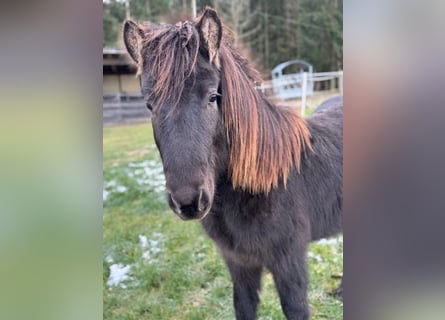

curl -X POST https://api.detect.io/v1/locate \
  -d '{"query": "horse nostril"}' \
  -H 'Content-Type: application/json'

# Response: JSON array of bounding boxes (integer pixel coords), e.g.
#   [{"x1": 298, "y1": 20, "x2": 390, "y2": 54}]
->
[
  {"x1": 197, "y1": 188, "x2": 210, "y2": 212},
  {"x1": 167, "y1": 192, "x2": 181, "y2": 214},
  {"x1": 198, "y1": 189, "x2": 204, "y2": 211}
]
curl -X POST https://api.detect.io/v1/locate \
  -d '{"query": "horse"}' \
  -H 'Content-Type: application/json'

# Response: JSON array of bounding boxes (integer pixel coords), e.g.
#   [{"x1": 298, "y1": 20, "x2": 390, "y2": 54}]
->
[{"x1": 123, "y1": 8, "x2": 342, "y2": 320}]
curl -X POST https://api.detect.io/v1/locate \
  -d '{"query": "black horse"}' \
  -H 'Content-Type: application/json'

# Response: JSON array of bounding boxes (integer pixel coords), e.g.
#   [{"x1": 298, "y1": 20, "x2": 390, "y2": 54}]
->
[{"x1": 123, "y1": 8, "x2": 342, "y2": 320}]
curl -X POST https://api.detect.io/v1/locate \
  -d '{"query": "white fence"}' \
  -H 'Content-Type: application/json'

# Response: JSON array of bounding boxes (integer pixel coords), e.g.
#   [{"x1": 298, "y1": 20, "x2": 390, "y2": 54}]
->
[{"x1": 258, "y1": 70, "x2": 343, "y2": 115}]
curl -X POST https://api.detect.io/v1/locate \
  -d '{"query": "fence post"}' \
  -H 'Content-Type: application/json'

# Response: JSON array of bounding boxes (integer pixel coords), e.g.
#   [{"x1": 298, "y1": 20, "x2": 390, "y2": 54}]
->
[
  {"x1": 301, "y1": 72, "x2": 307, "y2": 116},
  {"x1": 118, "y1": 92, "x2": 123, "y2": 123},
  {"x1": 339, "y1": 70, "x2": 343, "y2": 95},
  {"x1": 192, "y1": 0, "x2": 197, "y2": 17},
  {"x1": 330, "y1": 76, "x2": 336, "y2": 93}
]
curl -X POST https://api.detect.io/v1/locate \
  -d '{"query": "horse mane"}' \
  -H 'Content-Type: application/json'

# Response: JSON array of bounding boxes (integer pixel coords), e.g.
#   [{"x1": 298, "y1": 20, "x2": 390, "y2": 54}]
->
[
  {"x1": 218, "y1": 43, "x2": 312, "y2": 193},
  {"x1": 139, "y1": 20, "x2": 312, "y2": 194}
]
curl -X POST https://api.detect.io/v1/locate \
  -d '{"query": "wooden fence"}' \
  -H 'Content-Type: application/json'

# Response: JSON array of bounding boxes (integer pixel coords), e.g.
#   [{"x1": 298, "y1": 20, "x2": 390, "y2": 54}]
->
[
  {"x1": 103, "y1": 92, "x2": 151, "y2": 125},
  {"x1": 103, "y1": 71, "x2": 343, "y2": 124}
]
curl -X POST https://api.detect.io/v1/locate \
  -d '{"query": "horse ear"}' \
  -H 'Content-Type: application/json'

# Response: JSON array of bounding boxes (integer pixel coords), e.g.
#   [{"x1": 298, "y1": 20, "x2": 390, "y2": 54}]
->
[
  {"x1": 196, "y1": 8, "x2": 222, "y2": 67},
  {"x1": 123, "y1": 20, "x2": 144, "y2": 63}
]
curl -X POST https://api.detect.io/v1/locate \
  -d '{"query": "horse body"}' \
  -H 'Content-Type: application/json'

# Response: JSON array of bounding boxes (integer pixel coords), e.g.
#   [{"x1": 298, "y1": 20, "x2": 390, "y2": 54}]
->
[
  {"x1": 123, "y1": 8, "x2": 342, "y2": 320},
  {"x1": 201, "y1": 100, "x2": 342, "y2": 319},
  {"x1": 204, "y1": 98, "x2": 342, "y2": 250},
  {"x1": 303, "y1": 101, "x2": 343, "y2": 240}
]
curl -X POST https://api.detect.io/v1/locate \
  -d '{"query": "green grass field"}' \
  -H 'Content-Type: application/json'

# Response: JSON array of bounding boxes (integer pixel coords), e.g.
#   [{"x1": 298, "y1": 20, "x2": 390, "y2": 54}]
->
[{"x1": 103, "y1": 122, "x2": 343, "y2": 319}]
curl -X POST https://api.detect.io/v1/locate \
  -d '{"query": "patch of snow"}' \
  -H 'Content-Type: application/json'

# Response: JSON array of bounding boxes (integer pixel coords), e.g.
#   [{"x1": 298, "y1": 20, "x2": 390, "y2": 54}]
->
[
  {"x1": 150, "y1": 247, "x2": 162, "y2": 254},
  {"x1": 106, "y1": 180, "x2": 117, "y2": 188},
  {"x1": 144, "y1": 166, "x2": 163, "y2": 176},
  {"x1": 103, "y1": 189, "x2": 109, "y2": 201},
  {"x1": 115, "y1": 185, "x2": 127, "y2": 193},
  {"x1": 138, "y1": 233, "x2": 165, "y2": 263},
  {"x1": 107, "y1": 264, "x2": 132, "y2": 287},
  {"x1": 104, "y1": 180, "x2": 128, "y2": 199},
  {"x1": 129, "y1": 160, "x2": 159, "y2": 168},
  {"x1": 317, "y1": 236, "x2": 342, "y2": 246},
  {"x1": 308, "y1": 251, "x2": 323, "y2": 262},
  {"x1": 142, "y1": 251, "x2": 151, "y2": 260},
  {"x1": 152, "y1": 232, "x2": 164, "y2": 238},
  {"x1": 125, "y1": 159, "x2": 166, "y2": 195},
  {"x1": 154, "y1": 186, "x2": 165, "y2": 193},
  {"x1": 139, "y1": 235, "x2": 148, "y2": 248}
]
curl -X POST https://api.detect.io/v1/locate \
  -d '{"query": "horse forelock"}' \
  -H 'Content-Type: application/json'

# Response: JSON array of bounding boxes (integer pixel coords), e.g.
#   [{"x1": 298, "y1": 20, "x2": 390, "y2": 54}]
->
[{"x1": 139, "y1": 21, "x2": 200, "y2": 109}]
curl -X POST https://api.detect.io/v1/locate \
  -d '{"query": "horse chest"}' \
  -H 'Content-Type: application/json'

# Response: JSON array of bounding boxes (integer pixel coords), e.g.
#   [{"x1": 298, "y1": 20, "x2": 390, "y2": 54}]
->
[{"x1": 202, "y1": 200, "x2": 279, "y2": 265}]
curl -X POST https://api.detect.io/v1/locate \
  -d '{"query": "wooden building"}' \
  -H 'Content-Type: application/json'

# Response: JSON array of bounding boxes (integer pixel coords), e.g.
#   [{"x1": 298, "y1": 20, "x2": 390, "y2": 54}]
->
[
  {"x1": 103, "y1": 48, "x2": 139, "y2": 94},
  {"x1": 103, "y1": 48, "x2": 150, "y2": 124}
]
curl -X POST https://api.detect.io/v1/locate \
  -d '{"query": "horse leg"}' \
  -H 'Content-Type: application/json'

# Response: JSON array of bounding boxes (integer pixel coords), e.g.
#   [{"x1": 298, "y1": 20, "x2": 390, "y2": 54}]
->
[
  {"x1": 269, "y1": 249, "x2": 309, "y2": 320},
  {"x1": 333, "y1": 276, "x2": 343, "y2": 300},
  {"x1": 224, "y1": 257, "x2": 262, "y2": 320}
]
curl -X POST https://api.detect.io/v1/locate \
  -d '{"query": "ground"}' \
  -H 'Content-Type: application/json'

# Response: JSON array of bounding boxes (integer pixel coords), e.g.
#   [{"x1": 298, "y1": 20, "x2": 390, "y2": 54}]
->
[
  {"x1": 270, "y1": 91, "x2": 341, "y2": 116},
  {"x1": 103, "y1": 107, "x2": 343, "y2": 319}
]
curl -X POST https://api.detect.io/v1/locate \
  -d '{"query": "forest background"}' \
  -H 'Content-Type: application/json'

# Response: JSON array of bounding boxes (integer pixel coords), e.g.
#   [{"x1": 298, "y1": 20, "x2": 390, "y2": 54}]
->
[{"x1": 103, "y1": 0, "x2": 343, "y2": 76}]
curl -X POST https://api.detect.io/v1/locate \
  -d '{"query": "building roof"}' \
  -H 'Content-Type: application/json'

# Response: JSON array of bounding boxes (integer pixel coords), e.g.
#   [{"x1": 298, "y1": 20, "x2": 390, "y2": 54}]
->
[{"x1": 103, "y1": 47, "x2": 136, "y2": 75}]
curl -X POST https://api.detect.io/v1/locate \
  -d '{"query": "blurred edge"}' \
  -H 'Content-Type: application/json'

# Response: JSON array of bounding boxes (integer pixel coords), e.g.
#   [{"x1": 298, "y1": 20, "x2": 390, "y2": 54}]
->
[
  {"x1": 0, "y1": 1, "x2": 103, "y2": 320},
  {"x1": 344, "y1": 0, "x2": 445, "y2": 319},
  {"x1": 1, "y1": 0, "x2": 445, "y2": 319}
]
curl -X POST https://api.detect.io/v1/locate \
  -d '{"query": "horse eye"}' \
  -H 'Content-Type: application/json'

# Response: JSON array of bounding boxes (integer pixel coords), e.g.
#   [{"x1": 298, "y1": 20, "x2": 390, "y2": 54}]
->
[
  {"x1": 209, "y1": 95, "x2": 217, "y2": 103},
  {"x1": 146, "y1": 102, "x2": 152, "y2": 111},
  {"x1": 208, "y1": 93, "x2": 220, "y2": 104}
]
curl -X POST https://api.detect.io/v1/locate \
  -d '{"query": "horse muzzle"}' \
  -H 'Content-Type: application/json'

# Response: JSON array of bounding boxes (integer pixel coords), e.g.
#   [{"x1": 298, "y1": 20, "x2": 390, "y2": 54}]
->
[{"x1": 167, "y1": 186, "x2": 212, "y2": 220}]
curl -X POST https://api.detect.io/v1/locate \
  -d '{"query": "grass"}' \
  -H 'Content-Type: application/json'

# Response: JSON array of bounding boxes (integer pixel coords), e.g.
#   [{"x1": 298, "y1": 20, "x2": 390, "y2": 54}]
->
[{"x1": 103, "y1": 122, "x2": 343, "y2": 319}]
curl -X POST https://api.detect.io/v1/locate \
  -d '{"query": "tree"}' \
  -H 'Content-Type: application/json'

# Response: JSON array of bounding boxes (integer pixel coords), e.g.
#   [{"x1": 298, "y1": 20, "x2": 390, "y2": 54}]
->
[
  {"x1": 103, "y1": 0, "x2": 343, "y2": 73},
  {"x1": 103, "y1": 0, "x2": 126, "y2": 47}
]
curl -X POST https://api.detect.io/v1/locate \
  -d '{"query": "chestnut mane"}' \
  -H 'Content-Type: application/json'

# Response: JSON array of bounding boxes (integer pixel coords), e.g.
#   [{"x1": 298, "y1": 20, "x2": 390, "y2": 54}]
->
[{"x1": 139, "y1": 20, "x2": 312, "y2": 194}]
